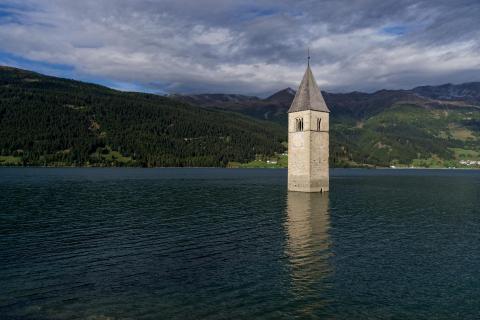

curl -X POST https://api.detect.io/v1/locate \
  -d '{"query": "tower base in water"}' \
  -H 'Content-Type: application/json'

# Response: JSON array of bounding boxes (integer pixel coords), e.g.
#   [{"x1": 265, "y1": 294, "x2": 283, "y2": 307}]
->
[
  {"x1": 287, "y1": 177, "x2": 329, "y2": 193},
  {"x1": 287, "y1": 64, "x2": 330, "y2": 193}
]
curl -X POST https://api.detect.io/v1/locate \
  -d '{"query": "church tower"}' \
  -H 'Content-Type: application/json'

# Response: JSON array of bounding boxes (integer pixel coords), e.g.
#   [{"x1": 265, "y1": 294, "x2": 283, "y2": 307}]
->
[{"x1": 288, "y1": 62, "x2": 330, "y2": 192}]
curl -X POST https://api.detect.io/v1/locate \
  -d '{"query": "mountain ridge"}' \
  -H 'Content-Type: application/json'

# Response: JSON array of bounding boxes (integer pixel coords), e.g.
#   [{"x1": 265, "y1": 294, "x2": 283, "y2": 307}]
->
[
  {"x1": 1, "y1": 65, "x2": 479, "y2": 168},
  {"x1": 171, "y1": 81, "x2": 480, "y2": 123},
  {"x1": 171, "y1": 81, "x2": 480, "y2": 168}
]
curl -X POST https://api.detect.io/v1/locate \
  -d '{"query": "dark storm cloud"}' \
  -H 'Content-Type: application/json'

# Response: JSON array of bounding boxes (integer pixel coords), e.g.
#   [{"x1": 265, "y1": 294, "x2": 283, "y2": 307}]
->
[{"x1": 0, "y1": 0, "x2": 479, "y2": 95}]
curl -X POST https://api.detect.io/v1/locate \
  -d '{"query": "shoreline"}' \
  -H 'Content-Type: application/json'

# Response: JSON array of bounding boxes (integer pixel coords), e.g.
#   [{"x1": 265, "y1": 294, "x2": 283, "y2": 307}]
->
[{"x1": 0, "y1": 165, "x2": 479, "y2": 170}]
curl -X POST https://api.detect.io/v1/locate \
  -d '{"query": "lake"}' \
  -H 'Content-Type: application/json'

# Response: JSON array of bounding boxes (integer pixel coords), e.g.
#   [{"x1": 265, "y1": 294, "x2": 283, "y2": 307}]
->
[{"x1": 1, "y1": 168, "x2": 480, "y2": 319}]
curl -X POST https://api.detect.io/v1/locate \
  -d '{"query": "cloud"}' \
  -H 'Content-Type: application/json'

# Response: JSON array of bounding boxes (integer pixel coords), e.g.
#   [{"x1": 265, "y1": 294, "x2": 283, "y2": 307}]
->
[{"x1": 0, "y1": 0, "x2": 479, "y2": 95}]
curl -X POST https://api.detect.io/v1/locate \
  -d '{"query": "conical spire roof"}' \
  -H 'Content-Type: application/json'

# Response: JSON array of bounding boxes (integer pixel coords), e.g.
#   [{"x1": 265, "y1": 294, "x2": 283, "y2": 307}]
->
[{"x1": 288, "y1": 65, "x2": 330, "y2": 113}]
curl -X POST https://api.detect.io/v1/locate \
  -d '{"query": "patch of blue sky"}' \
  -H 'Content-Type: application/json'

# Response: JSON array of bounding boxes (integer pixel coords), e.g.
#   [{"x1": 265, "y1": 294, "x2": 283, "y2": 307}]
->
[
  {"x1": 0, "y1": 9, "x2": 11, "y2": 18},
  {"x1": 0, "y1": 2, "x2": 27, "y2": 9},
  {"x1": 0, "y1": 51, "x2": 158, "y2": 93},
  {"x1": 83, "y1": 77, "x2": 159, "y2": 94},
  {"x1": 237, "y1": 4, "x2": 279, "y2": 22},
  {"x1": 0, "y1": 2, "x2": 53, "y2": 27},
  {"x1": 382, "y1": 25, "x2": 408, "y2": 36},
  {"x1": 251, "y1": 8, "x2": 277, "y2": 17},
  {"x1": 0, "y1": 6, "x2": 18, "y2": 23},
  {"x1": 0, "y1": 51, "x2": 74, "y2": 77},
  {"x1": 0, "y1": 2, "x2": 27, "y2": 17}
]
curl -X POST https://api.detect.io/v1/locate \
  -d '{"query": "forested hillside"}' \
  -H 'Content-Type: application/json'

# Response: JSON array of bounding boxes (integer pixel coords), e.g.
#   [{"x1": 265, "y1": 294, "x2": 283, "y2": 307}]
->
[
  {"x1": 174, "y1": 86, "x2": 480, "y2": 168},
  {"x1": 1, "y1": 65, "x2": 479, "y2": 168},
  {"x1": 0, "y1": 66, "x2": 286, "y2": 167}
]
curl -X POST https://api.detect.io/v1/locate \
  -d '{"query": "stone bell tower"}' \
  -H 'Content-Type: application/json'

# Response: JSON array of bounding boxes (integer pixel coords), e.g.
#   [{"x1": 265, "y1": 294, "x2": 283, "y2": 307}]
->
[{"x1": 288, "y1": 61, "x2": 330, "y2": 192}]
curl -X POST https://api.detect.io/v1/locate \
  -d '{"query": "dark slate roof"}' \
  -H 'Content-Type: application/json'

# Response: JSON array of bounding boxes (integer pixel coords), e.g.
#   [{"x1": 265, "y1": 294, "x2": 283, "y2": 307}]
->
[{"x1": 288, "y1": 65, "x2": 330, "y2": 113}]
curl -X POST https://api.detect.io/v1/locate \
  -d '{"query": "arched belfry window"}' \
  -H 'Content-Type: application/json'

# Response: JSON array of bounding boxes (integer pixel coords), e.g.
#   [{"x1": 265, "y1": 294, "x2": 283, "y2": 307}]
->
[
  {"x1": 295, "y1": 118, "x2": 304, "y2": 132},
  {"x1": 317, "y1": 118, "x2": 322, "y2": 131}
]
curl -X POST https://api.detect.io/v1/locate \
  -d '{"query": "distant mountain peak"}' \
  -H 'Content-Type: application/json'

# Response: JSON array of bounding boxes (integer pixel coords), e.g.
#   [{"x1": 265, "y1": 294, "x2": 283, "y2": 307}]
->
[
  {"x1": 285, "y1": 87, "x2": 296, "y2": 95},
  {"x1": 269, "y1": 87, "x2": 296, "y2": 96},
  {"x1": 412, "y1": 82, "x2": 480, "y2": 103},
  {"x1": 264, "y1": 88, "x2": 297, "y2": 106}
]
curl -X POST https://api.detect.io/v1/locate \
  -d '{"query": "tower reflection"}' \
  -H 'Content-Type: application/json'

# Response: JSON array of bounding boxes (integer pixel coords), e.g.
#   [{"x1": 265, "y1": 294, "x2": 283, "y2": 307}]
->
[{"x1": 285, "y1": 191, "x2": 332, "y2": 315}]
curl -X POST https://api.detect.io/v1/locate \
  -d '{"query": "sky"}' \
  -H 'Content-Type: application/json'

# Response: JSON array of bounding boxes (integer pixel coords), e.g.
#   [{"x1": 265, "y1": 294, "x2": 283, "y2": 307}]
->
[{"x1": 0, "y1": 0, "x2": 479, "y2": 96}]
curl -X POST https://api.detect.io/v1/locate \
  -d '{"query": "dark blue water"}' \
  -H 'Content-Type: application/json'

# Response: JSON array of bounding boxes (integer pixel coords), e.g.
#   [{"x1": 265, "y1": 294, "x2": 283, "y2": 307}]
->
[{"x1": 1, "y1": 168, "x2": 479, "y2": 319}]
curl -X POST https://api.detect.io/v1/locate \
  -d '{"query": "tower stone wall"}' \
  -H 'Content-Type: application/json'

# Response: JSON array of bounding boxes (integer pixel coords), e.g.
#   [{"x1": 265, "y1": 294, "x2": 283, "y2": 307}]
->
[{"x1": 288, "y1": 110, "x2": 329, "y2": 192}]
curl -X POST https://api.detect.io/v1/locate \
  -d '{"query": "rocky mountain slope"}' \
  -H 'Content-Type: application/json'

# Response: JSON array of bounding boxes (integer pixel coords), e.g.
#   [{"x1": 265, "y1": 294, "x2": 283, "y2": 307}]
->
[{"x1": 412, "y1": 82, "x2": 480, "y2": 105}]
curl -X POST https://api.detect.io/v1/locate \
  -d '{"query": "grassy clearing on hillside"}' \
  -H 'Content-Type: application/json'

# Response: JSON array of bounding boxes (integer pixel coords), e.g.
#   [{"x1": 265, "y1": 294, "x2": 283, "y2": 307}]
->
[
  {"x1": 450, "y1": 148, "x2": 480, "y2": 160},
  {"x1": 412, "y1": 156, "x2": 480, "y2": 168},
  {"x1": 90, "y1": 147, "x2": 136, "y2": 165},
  {"x1": 0, "y1": 155, "x2": 21, "y2": 165},
  {"x1": 449, "y1": 126, "x2": 476, "y2": 141},
  {"x1": 411, "y1": 158, "x2": 450, "y2": 168},
  {"x1": 230, "y1": 154, "x2": 288, "y2": 168}
]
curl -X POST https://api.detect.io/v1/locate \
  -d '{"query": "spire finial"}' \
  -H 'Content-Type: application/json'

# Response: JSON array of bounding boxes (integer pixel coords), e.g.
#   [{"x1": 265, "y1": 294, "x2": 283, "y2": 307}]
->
[{"x1": 307, "y1": 47, "x2": 310, "y2": 67}]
